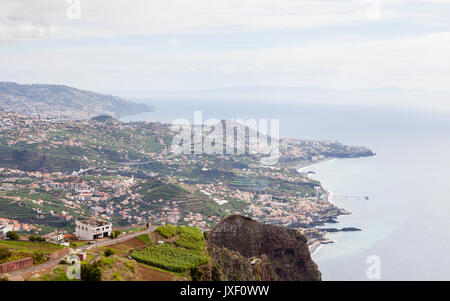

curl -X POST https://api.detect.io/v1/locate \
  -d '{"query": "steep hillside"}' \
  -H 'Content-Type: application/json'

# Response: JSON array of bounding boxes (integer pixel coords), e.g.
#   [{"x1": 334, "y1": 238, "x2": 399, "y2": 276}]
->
[{"x1": 0, "y1": 82, "x2": 153, "y2": 119}]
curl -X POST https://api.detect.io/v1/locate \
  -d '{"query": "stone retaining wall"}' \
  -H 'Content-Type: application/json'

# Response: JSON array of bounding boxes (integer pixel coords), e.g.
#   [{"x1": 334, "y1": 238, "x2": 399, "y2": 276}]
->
[
  {"x1": 0, "y1": 257, "x2": 33, "y2": 274},
  {"x1": 47, "y1": 247, "x2": 70, "y2": 261}
]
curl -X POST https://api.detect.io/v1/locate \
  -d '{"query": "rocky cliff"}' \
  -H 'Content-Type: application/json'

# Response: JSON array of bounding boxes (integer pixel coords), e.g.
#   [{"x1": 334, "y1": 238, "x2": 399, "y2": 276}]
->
[{"x1": 206, "y1": 215, "x2": 321, "y2": 281}]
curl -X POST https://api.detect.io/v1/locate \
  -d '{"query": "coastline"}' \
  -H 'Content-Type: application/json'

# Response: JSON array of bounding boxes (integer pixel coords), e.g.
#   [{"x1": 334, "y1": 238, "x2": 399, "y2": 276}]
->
[
  {"x1": 309, "y1": 241, "x2": 323, "y2": 255},
  {"x1": 308, "y1": 237, "x2": 336, "y2": 255},
  {"x1": 294, "y1": 157, "x2": 344, "y2": 256},
  {"x1": 295, "y1": 157, "x2": 338, "y2": 171},
  {"x1": 296, "y1": 152, "x2": 376, "y2": 259}
]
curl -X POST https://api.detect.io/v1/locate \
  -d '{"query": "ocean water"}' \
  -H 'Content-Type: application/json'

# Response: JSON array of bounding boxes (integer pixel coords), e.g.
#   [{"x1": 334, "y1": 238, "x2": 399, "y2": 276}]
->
[
  {"x1": 124, "y1": 99, "x2": 450, "y2": 280},
  {"x1": 306, "y1": 132, "x2": 450, "y2": 280}
]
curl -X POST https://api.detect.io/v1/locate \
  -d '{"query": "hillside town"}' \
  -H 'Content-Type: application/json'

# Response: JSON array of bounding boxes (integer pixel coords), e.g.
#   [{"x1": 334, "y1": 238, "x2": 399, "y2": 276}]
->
[{"x1": 0, "y1": 111, "x2": 373, "y2": 237}]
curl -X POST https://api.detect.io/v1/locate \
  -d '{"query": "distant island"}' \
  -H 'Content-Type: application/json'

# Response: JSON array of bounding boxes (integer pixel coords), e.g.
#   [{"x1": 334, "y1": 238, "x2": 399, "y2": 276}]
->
[{"x1": 0, "y1": 82, "x2": 154, "y2": 120}]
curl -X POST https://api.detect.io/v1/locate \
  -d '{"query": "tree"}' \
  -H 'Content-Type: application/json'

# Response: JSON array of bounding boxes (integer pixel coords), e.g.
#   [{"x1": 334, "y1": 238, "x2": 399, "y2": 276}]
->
[
  {"x1": 6, "y1": 231, "x2": 19, "y2": 240},
  {"x1": 110, "y1": 230, "x2": 121, "y2": 239},
  {"x1": 81, "y1": 263, "x2": 102, "y2": 281},
  {"x1": 32, "y1": 252, "x2": 47, "y2": 265}
]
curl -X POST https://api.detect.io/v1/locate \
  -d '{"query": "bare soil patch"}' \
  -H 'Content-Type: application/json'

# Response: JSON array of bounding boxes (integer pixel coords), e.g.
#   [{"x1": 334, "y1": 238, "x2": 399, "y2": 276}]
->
[{"x1": 136, "y1": 264, "x2": 178, "y2": 281}]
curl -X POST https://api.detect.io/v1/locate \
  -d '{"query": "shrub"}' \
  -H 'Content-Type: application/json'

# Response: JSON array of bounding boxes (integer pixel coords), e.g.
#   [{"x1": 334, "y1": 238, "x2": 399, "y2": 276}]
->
[
  {"x1": 32, "y1": 252, "x2": 47, "y2": 265},
  {"x1": 112, "y1": 272, "x2": 122, "y2": 281},
  {"x1": 81, "y1": 263, "x2": 102, "y2": 281},
  {"x1": 104, "y1": 248, "x2": 115, "y2": 257},
  {"x1": 125, "y1": 261, "x2": 136, "y2": 272},
  {"x1": 52, "y1": 267, "x2": 70, "y2": 281},
  {"x1": 190, "y1": 267, "x2": 203, "y2": 281},
  {"x1": 0, "y1": 247, "x2": 11, "y2": 261}
]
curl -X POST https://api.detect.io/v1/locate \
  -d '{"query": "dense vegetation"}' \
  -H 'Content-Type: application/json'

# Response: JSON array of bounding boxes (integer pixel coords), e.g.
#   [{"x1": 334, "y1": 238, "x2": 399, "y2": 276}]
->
[
  {"x1": 155, "y1": 224, "x2": 178, "y2": 238},
  {"x1": 0, "y1": 240, "x2": 63, "y2": 265},
  {"x1": 131, "y1": 225, "x2": 208, "y2": 273},
  {"x1": 174, "y1": 226, "x2": 205, "y2": 251},
  {"x1": 81, "y1": 263, "x2": 102, "y2": 281}
]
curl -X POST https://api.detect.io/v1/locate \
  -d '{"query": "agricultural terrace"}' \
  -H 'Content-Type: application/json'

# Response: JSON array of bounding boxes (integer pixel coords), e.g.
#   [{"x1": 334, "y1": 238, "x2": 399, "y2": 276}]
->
[
  {"x1": 132, "y1": 225, "x2": 208, "y2": 273},
  {"x1": 0, "y1": 240, "x2": 64, "y2": 265}
]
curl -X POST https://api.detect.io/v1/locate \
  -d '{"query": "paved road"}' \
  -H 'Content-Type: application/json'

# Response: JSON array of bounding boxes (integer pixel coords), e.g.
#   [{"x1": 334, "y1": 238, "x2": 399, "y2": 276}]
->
[
  {"x1": 1, "y1": 227, "x2": 157, "y2": 279},
  {"x1": 81, "y1": 226, "x2": 156, "y2": 251},
  {"x1": 2, "y1": 257, "x2": 64, "y2": 279}
]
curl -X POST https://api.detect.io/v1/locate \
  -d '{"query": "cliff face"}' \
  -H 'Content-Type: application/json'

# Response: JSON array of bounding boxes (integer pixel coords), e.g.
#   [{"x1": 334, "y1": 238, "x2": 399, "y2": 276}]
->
[
  {"x1": 199, "y1": 245, "x2": 277, "y2": 281},
  {"x1": 207, "y1": 215, "x2": 321, "y2": 281}
]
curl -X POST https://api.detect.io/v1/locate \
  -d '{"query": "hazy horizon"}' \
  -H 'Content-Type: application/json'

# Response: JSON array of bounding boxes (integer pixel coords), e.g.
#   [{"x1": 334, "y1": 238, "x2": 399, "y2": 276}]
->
[{"x1": 1, "y1": 0, "x2": 450, "y2": 111}]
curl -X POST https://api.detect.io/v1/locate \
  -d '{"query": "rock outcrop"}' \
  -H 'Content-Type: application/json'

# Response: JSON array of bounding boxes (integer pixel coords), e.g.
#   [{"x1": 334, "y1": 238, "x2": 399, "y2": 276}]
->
[
  {"x1": 200, "y1": 244, "x2": 277, "y2": 281},
  {"x1": 207, "y1": 215, "x2": 321, "y2": 281}
]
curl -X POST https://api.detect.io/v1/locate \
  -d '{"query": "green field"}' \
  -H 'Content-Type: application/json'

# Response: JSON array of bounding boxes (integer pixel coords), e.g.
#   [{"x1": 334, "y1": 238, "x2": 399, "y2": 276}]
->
[
  {"x1": 135, "y1": 234, "x2": 152, "y2": 245},
  {"x1": 174, "y1": 227, "x2": 205, "y2": 251},
  {"x1": 155, "y1": 224, "x2": 178, "y2": 238},
  {"x1": 0, "y1": 240, "x2": 64, "y2": 252}
]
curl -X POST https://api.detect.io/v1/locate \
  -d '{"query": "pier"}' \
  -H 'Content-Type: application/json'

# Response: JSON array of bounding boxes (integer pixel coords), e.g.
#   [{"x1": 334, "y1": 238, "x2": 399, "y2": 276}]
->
[{"x1": 328, "y1": 195, "x2": 369, "y2": 201}]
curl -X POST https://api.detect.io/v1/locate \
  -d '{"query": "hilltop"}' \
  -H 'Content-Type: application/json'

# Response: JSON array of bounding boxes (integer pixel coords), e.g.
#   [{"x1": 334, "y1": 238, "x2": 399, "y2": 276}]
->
[{"x1": 0, "y1": 82, "x2": 154, "y2": 120}]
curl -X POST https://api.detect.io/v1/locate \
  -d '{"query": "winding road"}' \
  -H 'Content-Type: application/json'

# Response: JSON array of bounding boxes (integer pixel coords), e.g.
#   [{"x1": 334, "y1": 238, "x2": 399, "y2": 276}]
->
[{"x1": 1, "y1": 227, "x2": 156, "y2": 280}]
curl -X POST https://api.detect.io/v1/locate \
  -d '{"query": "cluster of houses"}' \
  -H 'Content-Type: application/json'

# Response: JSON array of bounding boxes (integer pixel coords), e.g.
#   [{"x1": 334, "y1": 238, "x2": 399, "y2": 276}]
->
[
  {"x1": 0, "y1": 218, "x2": 38, "y2": 239},
  {"x1": 0, "y1": 215, "x2": 113, "y2": 243}
]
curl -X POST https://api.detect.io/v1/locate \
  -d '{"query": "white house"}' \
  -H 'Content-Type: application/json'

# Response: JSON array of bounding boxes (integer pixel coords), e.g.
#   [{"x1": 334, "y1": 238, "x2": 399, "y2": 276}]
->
[
  {"x1": 75, "y1": 217, "x2": 112, "y2": 240},
  {"x1": 0, "y1": 224, "x2": 13, "y2": 238}
]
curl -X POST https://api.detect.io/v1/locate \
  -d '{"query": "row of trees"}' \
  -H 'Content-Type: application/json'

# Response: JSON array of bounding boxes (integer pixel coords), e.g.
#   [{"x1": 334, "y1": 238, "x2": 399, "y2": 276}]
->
[
  {"x1": 5, "y1": 231, "x2": 19, "y2": 240},
  {"x1": 3, "y1": 231, "x2": 45, "y2": 242}
]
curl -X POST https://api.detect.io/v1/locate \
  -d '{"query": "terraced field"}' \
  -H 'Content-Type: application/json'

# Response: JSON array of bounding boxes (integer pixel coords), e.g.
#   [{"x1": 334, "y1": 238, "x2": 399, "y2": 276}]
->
[
  {"x1": 131, "y1": 225, "x2": 209, "y2": 273},
  {"x1": 0, "y1": 240, "x2": 64, "y2": 253},
  {"x1": 0, "y1": 240, "x2": 64, "y2": 265}
]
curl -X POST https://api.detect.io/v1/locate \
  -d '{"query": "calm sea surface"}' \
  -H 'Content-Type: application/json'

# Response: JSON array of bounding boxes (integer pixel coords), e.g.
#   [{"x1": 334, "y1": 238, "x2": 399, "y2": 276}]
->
[{"x1": 123, "y1": 99, "x2": 450, "y2": 280}]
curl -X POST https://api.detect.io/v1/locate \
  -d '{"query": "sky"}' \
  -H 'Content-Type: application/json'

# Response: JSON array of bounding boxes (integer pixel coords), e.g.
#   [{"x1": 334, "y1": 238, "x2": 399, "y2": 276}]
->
[{"x1": 1, "y1": 0, "x2": 450, "y2": 109}]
